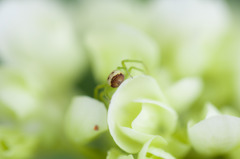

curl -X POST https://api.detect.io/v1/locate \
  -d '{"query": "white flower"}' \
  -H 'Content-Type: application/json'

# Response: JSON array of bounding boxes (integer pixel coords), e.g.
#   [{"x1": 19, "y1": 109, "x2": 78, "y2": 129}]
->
[
  {"x1": 188, "y1": 103, "x2": 240, "y2": 156},
  {"x1": 65, "y1": 96, "x2": 108, "y2": 144},
  {"x1": 108, "y1": 75, "x2": 177, "y2": 153}
]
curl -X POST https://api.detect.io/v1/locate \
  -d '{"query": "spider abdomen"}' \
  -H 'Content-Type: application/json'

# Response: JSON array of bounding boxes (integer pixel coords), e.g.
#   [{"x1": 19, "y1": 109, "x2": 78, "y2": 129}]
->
[{"x1": 107, "y1": 70, "x2": 124, "y2": 88}]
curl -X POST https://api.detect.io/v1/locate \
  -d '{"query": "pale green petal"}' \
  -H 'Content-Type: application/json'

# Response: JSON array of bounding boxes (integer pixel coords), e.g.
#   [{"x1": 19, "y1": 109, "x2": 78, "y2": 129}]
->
[
  {"x1": 166, "y1": 77, "x2": 203, "y2": 112},
  {"x1": 188, "y1": 115, "x2": 240, "y2": 156},
  {"x1": 138, "y1": 137, "x2": 175, "y2": 159},
  {"x1": 147, "y1": 148, "x2": 175, "y2": 159},
  {"x1": 107, "y1": 148, "x2": 134, "y2": 159},
  {"x1": 65, "y1": 96, "x2": 107, "y2": 144},
  {"x1": 132, "y1": 99, "x2": 177, "y2": 136},
  {"x1": 108, "y1": 75, "x2": 176, "y2": 153},
  {"x1": 118, "y1": 126, "x2": 167, "y2": 153},
  {"x1": 204, "y1": 103, "x2": 221, "y2": 119},
  {"x1": 163, "y1": 137, "x2": 190, "y2": 159}
]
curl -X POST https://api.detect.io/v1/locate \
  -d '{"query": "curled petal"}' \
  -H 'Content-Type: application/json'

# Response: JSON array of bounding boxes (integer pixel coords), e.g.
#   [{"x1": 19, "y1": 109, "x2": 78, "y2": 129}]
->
[
  {"x1": 132, "y1": 99, "x2": 177, "y2": 136},
  {"x1": 138, "y1": 137, "x2": 175, "y2": 159},
  {"x1": 118, "y1": 126, "x2": 167, "y2": 153},
  {"x1": 108, "y1": 75, "x2": 177, "y2": 153},
  {"x1": 107, "y1": 148, "x2": 134, "y2": 159}
]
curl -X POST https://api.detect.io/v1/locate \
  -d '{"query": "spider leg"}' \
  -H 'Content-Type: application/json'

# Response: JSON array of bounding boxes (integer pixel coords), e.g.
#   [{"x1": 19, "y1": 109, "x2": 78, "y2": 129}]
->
[
  {"x1": 128, "y1": 66, "x2": 146, "y2": 74},
  {"x1": 104, "y1": 85, "x2": 111, "y2": 101},
  {"x1": 116, "y1": 66, "x2": 125, "y2": 70},
  {"x1": 121, "y1": 60, "x2": 131, "y2": 77},
  {"x1": 121, "y1": 59, "x2": 148, "y2": 74},
  {"x1": 117, "y1": 66, "x2": 131, "y2": 78},
  {"x1": 99, "y1": 91, "x2": 109, "y2": 106},
  {"x1": 94, "y1": 84, "x2": 112, "y2": 106},
  {"x1": 94, "y1": 84, "x2": 107, "y2": 100}
]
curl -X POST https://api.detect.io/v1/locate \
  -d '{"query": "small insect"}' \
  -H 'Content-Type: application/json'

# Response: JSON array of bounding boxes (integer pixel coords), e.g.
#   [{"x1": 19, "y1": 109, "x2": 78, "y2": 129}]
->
[
  {"x1": 94, "y1": 125, "x2": 99, "y2": 131},
  {"x1": 94, "y1": 59, "x2": 148, "y2": 105}
]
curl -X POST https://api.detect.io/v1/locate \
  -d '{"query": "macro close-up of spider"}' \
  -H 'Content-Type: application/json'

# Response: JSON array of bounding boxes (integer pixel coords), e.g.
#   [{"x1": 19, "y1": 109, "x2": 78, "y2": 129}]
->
[
  {"x1": 94, "y1": 59, "x2": 148, "y2": 105},
  {"x1": 1, "y1": 0, "x2": 240, "y2": 158}
]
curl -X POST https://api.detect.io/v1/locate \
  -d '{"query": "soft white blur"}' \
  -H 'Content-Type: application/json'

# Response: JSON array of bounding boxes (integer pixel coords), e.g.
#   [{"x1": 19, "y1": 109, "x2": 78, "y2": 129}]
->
[{"x1": 0, "y1": 0, "x2": 86, "y2": 91}]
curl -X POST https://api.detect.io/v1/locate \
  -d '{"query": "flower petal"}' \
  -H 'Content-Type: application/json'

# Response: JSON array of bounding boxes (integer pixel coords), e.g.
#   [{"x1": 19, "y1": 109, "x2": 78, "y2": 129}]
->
[
  {"x1": 138, "y1": 137, "x2": 175, "y2": 159},
  {"x1": 65, "y1": 96, "x2": 107, "y2": 144},
  {"x1": 132, "y1": 99, "x2": 177, "y2": 136},
  {"x1": 118, "y1": 126, "x2": 167, "y2": 153},
  {"x1": 108, "y1": 75, "x2": 173, "y2": 153},
  {"x1": 188, "y1": 114, "x2": 240, "y2": 156},
  {"x1": 107, "y1": 148, "x2": 134, "y2": 159},
  {"x1": 166, "y1": 77, "x2": 203, "y2": 112},
  {"x1": 204, "y1": 103, "x2": 221, "y2": 119}
]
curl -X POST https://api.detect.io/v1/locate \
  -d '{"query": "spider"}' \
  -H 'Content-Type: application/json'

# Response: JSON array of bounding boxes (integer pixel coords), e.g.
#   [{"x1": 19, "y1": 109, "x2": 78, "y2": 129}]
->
[{"x1": 94, "y1": 59, "x2": 148, "y2": 106}]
